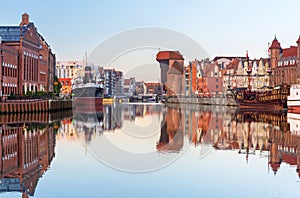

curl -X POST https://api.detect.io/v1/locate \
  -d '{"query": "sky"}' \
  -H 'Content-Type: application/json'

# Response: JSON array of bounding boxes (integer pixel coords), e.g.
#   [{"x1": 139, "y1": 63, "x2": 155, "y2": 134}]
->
[{"x1": 1, "y1": 0, "x2": 300, "y2": 80}]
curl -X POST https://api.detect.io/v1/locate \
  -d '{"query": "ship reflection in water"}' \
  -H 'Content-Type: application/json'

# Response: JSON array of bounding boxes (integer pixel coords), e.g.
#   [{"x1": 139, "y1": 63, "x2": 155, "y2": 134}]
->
[
  {"x1": 2, "y1": 104, "x2": 300, "y2": 197},
  {"x1": 69, "y1": 103, "x2": 300, "y2": 177}
]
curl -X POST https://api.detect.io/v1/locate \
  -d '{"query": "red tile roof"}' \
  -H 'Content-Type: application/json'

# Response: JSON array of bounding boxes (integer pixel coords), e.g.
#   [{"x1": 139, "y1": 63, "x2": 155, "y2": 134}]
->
[
  {"x1": 270, "y1": 37, "x2": 281, "y2": 49},
  {"x1": 226, "y1": 58, "x2": 239, "y2": 70},
  {"x1": 281, "y1": 46, "x2": 297, "y2": 58},
  {"x1": 282, "y1": 153, "x2": 297, "y2": 166},
  {"x1": 156, "y1": 51, "x2": 184, "y2": 61}
]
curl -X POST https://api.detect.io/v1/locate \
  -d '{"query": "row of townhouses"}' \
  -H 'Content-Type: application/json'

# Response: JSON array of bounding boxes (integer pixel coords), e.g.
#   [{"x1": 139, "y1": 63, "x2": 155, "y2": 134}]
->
[{"x1": 156, "y1": 35, "x2": 300, "y2": 97}]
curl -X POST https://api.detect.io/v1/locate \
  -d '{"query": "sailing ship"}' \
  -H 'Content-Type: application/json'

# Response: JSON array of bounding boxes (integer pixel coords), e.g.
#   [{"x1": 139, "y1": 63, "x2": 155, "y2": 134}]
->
[
  {"x1": 72, "y1": 65, "x2": 104, "y2": 112},
  {"x1": 232, "y1": 83, "x2": 290, "y2": 110}
]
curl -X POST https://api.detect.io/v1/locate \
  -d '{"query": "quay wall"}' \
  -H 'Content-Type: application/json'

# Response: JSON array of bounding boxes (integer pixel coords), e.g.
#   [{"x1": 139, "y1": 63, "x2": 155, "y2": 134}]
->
[
  {"x1": 0, "y1": 100, "x2": 73, "y2": 114},
  {"x1": 167, "y1": 97, "x2": 237, "y2": 106},
  {"x1": 0, "y1": 110, "x2": 73, "y2": 123}
]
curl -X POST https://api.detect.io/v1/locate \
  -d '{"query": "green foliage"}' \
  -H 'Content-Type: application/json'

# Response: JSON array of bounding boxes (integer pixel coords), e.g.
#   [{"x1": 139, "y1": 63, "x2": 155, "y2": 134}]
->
[{"x1": 53, "y1": 76, "x2": 62, "y2": 95}]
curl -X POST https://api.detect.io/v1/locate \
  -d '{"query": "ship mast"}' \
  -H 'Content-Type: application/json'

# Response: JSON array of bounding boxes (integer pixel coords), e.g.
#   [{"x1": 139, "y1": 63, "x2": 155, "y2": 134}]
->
[{"x1": 246, "y1": 51, "x2": 252, "y2": 91}]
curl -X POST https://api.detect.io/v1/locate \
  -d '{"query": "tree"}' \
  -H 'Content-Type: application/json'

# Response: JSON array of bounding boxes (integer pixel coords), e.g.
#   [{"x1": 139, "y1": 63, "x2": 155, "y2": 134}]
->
[{"x1": 53, "y1": 76, "x2": 62, "y2": 95}]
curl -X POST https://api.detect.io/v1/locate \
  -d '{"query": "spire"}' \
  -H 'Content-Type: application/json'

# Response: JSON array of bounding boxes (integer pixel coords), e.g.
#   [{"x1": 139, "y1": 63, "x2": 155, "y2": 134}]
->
[
  {"x1": 296, "y1": 35, "x2": 300, "y2": 44},
  {"x1": 269, "y1": 36, "x2": 281, "y2": 49}
]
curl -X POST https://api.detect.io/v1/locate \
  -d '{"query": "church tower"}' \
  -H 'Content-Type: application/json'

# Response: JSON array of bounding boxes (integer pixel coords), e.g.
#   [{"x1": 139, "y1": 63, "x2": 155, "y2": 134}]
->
[{"x1": 269, "y1": 36, "x2": 281, "y2": 69}]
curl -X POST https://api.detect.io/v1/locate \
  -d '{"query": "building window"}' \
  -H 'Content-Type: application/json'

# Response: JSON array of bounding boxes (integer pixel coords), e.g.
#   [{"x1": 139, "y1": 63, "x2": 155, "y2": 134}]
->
[
  {"x1": 216, "y1": 78, "x2": 219, "y2": 82},
  {"x1": 216, "y1": 85, "x2": 219, "y2": 88}
]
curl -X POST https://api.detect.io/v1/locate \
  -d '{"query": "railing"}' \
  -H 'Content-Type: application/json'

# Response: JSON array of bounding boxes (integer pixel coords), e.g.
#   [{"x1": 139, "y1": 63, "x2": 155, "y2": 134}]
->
[{"x1": 0, "y1": 94, "x2": 56, "y2": 103}]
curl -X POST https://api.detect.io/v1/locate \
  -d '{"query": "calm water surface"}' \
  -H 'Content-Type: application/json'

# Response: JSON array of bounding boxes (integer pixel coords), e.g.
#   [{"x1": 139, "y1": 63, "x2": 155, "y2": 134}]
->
[{"x1": 1, "y1": 103, "x2": 300, "y2": 198}]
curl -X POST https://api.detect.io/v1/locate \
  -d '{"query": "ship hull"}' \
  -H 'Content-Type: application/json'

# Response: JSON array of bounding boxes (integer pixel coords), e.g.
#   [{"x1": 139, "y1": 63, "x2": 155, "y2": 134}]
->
[
  {"x1": 287, "y1": 102, "x2": 300, "y2": 113},
  {"x1": 234, "y1": 84, "x2": 289, "y2": 111},
  {"x1": 72, "y1": 85, "x2": 104, "y2": 112},
  {"x1": 287, "y1": 84, "x2": 300, "y2": 113},
  {"x1": 237, "y1": 101, "x2": 287, "y2": 111},
  {"x1": 237, "y1": 101, "x2": 285, "y2": 111},
  {"x1": 72, "y1": 86, "x2": 103, "y2": 98},
  {"x1": 73, "y1": 97, "x2": 103, "y2": 112}
]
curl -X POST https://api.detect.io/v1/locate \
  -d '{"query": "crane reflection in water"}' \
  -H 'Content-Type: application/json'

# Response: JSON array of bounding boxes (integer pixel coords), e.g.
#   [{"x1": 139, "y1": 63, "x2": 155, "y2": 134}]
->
[{"x1": 69, "y1": 103, "x2": 300, "y2": 177}]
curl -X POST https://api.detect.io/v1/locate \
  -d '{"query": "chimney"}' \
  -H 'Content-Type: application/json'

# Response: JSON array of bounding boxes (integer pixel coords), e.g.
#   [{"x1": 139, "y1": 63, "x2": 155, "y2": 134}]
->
[{"x1": 20, "y1": 13, "x2": 29, "y2": 26}]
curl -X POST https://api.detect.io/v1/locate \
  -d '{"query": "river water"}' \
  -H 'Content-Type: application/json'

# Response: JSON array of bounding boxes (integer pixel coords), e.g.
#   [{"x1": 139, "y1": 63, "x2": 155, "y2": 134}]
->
[{"x1": 1, "y1": 103, "x2": 300, "y2": 198}]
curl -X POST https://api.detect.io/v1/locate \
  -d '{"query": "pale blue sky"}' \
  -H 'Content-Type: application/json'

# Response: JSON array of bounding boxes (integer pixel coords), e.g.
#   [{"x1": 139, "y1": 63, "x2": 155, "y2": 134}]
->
[{"x1": 1, "y1": 0, "x2": 300, "y2": 79}]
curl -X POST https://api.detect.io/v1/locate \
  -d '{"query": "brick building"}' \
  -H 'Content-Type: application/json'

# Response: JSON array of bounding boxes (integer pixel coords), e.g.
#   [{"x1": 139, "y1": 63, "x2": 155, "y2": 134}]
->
[
  {"x1": 0, "y1": 13, "x2": 55, "y2": 96},
  {"x1": 0, "y1": 44, "x2": 18, "y2": 96},
  {"x1": 0, "y1": 121, "x2": 56, "y2": 197},
  {"x1": 38, "y1": 34, "x2": 56, "y2": 92},
  {"x1": 156, "y1": 51, "x2": 184, "y2": 96},
  {"x1": 201, "y1": 61, "x2": 223, "y2": 96},
  {"x1": 269, "y1": 36, "x2": 300, "y2": 86}
]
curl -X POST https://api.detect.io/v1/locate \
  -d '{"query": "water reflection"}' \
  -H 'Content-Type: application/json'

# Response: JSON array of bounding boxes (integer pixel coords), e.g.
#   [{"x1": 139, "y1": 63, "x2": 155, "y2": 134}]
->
[
  {"x1": 68, "y1": 103, "x2": 300, "y2": 176},
  {"x1": 3, "y1": 104, "x2": 300, "y2": 196},
  {"x1": 0, "y1": 112, "x2": 71, "y2": 198}
]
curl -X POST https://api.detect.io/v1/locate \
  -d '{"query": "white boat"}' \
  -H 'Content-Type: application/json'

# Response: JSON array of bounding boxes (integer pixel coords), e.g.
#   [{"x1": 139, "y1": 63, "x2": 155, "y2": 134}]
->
[
  {"x1": 287, "y1": 84, "x2": 300, "y2": 113},
  {"x1": 287, "y1": 112, "x2": 300, "y2": 136}
]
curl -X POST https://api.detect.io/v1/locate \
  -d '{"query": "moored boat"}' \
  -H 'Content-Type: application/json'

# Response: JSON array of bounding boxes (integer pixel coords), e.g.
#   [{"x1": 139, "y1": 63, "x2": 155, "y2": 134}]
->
[
  {"x1": 287, "y1": 84, "x2": 300, "y2": 113},
  {"x1": 72, "y1": 66, "x2": 104, "y2": 112},
  {"x1": 230, "y1": 83, "x2": 290, "y2": 110}
]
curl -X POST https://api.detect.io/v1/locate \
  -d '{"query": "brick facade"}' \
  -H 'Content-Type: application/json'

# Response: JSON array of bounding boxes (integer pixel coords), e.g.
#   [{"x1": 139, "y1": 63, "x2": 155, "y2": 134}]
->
[
  {"x1": 0, "y1": 13, "x2": 55, "y2": 96},
  {"x1": 156, "y1": 51, "x2": 184, "y2": 96},
  {"x1": 0, "y1": 44, "x2": 18, "y2": 96},
  {"x1": 269, "y1": 36, "x2": 300, "y2": 86}
]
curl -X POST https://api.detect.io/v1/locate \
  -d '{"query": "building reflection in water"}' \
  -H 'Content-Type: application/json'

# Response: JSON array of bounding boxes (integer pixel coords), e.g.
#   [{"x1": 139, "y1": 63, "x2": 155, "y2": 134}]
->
[
  {"x1": 0, "y1": 112, "x2": 71, "y2": 198},
  {"x1": 71, "y1": 104, "x2": 163, "y2": 144},
  {"x1": 68, "y1": 103, "x2": 300, "y2": 177},
  {"x1": 159, "y1": 104, "x2": 300, "y2": 177}
]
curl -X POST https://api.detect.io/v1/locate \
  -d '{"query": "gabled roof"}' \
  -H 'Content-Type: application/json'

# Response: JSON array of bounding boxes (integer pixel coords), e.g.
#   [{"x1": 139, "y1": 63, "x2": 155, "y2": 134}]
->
[
  {"x1": 281, "y1": 46, "x2": 297, "y2": 58},
  {"x1": 226, "y1": 58, "x2": 239, "y2": 70}
]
